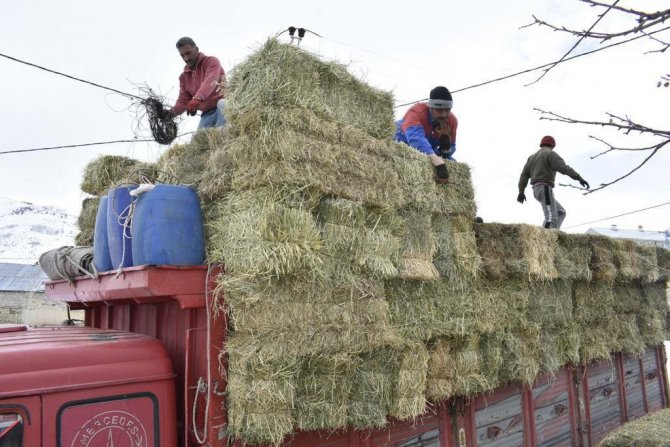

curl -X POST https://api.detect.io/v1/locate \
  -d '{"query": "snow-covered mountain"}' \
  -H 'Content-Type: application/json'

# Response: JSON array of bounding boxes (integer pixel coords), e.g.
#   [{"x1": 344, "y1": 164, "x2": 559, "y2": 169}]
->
[{"x1": 0, "y1": 197, "x2": 77, "y2": 264}]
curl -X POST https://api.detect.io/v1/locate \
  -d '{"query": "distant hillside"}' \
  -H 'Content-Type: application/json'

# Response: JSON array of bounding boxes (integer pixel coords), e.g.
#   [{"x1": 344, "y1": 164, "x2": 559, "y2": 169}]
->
[{"x1": 0, "y1": 197, "x2": 77, "y2": 264}]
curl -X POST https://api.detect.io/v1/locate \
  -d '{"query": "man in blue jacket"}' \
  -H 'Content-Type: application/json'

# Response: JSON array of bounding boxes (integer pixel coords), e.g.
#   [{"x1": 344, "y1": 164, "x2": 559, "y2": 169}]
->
[{"x1": 395, "y1": 86, "x2": 458, "y2": 184}]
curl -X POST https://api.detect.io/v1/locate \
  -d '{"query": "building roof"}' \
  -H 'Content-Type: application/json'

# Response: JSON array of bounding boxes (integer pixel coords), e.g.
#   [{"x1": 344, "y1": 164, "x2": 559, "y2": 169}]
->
[
  {"x1": 0, "y1": 263, "x2": 47, "y2": 292},
  {"x1": 586, "y1": 226, "x2": 670, "y2": 249}
]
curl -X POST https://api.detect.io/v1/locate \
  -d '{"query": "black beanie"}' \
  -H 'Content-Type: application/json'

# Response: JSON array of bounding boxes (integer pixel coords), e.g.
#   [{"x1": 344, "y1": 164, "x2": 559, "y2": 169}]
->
[{"x1": 428, "y1": 86, "x2": 453, "y2": 109}]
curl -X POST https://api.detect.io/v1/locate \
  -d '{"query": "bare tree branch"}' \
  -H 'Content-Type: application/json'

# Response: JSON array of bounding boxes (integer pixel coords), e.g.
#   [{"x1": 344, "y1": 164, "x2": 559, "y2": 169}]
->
[
  {"x1": 525, "y1": 1, "x2": 670, "y2": 50},
  {"x1": 587, "y1": 136, "x2": 664, "y2": 159},
  {"x1": 587, "y1": 146, "x2": 662, "y2": 193},
  {"x1": 526, "y1": 0, "x2": 620, "y2": 85},
  {"x1": 534, "y1": 108, "x2": 670, "y2": 193}
]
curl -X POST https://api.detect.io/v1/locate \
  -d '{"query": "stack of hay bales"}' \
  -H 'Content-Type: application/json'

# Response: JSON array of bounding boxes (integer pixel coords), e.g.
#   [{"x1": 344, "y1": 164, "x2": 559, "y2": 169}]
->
[
  {"x1": 98, "y1": 39, "x2": 668, "y2": 445},
  {"x1": 75, "y1": 155, "x2": 157, "y2": 246},
  {"x1": 197, "y1": 39, "x2": 460, "y2": 444},
  {"x1": 473, "y1": 225, "x2": 667, "y2": 385}
]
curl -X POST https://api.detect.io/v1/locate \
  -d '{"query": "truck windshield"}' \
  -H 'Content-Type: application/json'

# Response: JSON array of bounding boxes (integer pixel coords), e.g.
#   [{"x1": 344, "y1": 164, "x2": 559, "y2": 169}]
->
[{"x1": 0, "y1": 413, "x2": 23, "y2": 447}]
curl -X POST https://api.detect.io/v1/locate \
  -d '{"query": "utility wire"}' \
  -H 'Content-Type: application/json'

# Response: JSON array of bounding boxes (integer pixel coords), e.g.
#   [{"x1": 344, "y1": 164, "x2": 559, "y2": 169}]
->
[
  {"x1": 0, "y1": 132, "x2": 195, "y2": 156},
  {"x1": 0, "y1": 139, "x2": 152, "y2": 155},
  {"x1": 563, "y1": 201, "x2": 670, "y2": 229},
  {"x1": 394, "y1": 24, "x2": 670, "y2": 108},
  {"x1": 0, "y1": 52, "x2": 142, "y2": 100},
  {"x1": 320, "y1": 36, "x2": 447, "y2": 79}
]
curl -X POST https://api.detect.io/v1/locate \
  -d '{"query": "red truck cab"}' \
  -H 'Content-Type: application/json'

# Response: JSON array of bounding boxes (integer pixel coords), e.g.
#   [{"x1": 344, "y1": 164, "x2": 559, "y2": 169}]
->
[{"x1": 0, "y1": 324, "x2": 177, "y2": 447}]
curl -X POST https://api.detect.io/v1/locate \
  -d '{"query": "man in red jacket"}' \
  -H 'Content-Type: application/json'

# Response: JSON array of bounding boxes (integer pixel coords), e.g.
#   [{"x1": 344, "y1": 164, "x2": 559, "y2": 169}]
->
[{"x1": 170, "y1": 37, "x2": 227, "y2": 128}]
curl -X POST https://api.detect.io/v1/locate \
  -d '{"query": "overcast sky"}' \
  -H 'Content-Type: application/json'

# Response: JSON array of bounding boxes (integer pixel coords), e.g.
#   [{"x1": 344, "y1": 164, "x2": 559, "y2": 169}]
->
[{"x1": 1, "y1": 0, "x2": 668, "y2": 234}]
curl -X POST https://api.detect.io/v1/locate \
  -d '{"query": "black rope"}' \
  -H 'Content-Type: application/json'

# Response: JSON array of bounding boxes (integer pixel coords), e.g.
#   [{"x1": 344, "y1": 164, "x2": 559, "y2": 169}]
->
[{"x1": 0, "y1": 52, "x2": 142, "y2": 100}]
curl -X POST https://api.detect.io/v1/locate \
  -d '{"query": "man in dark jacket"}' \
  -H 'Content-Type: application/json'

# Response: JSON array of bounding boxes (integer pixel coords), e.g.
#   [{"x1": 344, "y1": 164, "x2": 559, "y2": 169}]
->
[
  {"x1": 517, "y1": 135, "x2": 590, "y2": 229},
  {"x1": 170, "y1": 37, "x2": 227, "y2": 128}
]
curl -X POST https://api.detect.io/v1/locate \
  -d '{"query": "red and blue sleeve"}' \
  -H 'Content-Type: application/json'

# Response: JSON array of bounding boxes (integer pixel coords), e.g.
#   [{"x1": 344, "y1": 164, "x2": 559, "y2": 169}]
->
[{"x1": 401, "y1": 108, "x2": 435, "y2": 155}]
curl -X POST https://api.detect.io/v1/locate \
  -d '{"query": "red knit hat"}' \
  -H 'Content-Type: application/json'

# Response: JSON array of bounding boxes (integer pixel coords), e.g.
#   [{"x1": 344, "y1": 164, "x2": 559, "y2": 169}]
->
[{"x1": 540, "y1": 135, "x2": 556, "y2": 148}]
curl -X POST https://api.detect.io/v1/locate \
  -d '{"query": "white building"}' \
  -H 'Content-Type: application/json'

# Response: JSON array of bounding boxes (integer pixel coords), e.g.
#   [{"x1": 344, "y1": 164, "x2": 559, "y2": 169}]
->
[{"x1": 587, "y1": 225, "x2": 670, "y2": 249}]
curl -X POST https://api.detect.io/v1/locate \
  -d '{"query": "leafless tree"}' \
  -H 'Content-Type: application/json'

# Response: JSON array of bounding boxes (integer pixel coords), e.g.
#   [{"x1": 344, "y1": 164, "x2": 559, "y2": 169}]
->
[
  {"x1": 524, "y1": 0, "x2": 670, "y2": 192},
  {"x1": 535, "y1": 108, "x2": 670, "y2": 193}
]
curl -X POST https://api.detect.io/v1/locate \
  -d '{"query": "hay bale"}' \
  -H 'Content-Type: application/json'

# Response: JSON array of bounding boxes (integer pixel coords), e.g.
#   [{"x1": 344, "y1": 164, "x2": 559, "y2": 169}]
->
[
  {"x1": 476, "y1": 223, "x2": 558, "y2": 280},
  {"x1": 74, "y1": 229, "x2": 94, "y2": 247},
  {"x1": 496, "y1": 327, "x2": 542, "y2": 386},
  {"x1": 226, "y1": 39, "x2": 395, "y2": 140},
  {"x1": 426, "y1": 336, "x2": 498, "y2": 400},
  {"x1": 555, "y1": 233, "x2": 592, "y2": 281},
  {"x1": 234, "y1": 105, "x2": 397, "y2": 159},
  {"x1": 393, "y1": 146, "x2": 477, "y2": 216},
  {"x1": 346, "y1": 345, "x2": 428, "y2": 428},
  {"x1": 540, "y1": 323, "x2": 581, "y2": 371},
  {"x1": 553, "y1": 322, "x2": 581, "y2": 366},
  {"x1": 227, "y1": 132, "x2": 404, "y2": 210},
  {"x1": 637, "y1": 282, "x2": 670, "y2": 345},
  {"x1": 633, "y1": 243, "x2": 659, "y2": 283},
  {"x1": 528, "y1": 280, "x2": 573, "y2": 327},
  {"x1": 609, "y1": 239, "x2": 659, "y2": 283},
  {"x1": 397, "y1": 210, "x2": 439, "y2": 281},
  {"x1": 224, "y1": 275, "x2": 401, "y2": 359},
  {"x1": 347, "y1": 350, "x2": 394, "y2": 429},
  {"x1": 385, "y1": 279, "x2": 514, "y2": 342},
  {"x1": 656, "y1": 246, "x2": 670, "y2": 281},
  {"x1": 80, "y1": 155, "x2": 143, "y2": 195},
  {"x1": 77, "y1": 197, "x2": 100, "y2": 233},
  {"x1": 433, "y1": 214, "x2": 481, "y2": 285},
  {"x1": 573, "y1": 281, "x2": 616, "y2": 322},
  {"x1": 573, "y1": 281, "x2": 618, "y2": 361},
  {"x1": 225, "y1": 346, "x2": 297, "y2": 446},
  {"x1": 388, "y1": 343, "x2": 429, "y2": 420},
  {"x1": 598, "y1": 407, "x2": 670, "y2": 447},
  {"x1": 207, "y1": 192, "x2": 323, "y2": 277},
  {"x1": 294, "y1": 353, "x2": 356, "y2": 431},
  {"x1": 588, "y1": 235, "x2": 618, "y2": 282},
  {"x1": 318, "y1": 198, "x2": 401, "y2": 279},
  {"x1": 157, "y1": 128, "x2": 229, "y2": 187},
  {"x1": 572, "y1": 280, "x2": 649, "y2": 360}
]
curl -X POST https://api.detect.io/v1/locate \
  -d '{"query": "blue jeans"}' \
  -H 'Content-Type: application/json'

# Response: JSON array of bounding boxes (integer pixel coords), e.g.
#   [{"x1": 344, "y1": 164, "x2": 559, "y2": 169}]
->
[{"x1": 198, "y1": 99, "x2": 227, "y2": 129}]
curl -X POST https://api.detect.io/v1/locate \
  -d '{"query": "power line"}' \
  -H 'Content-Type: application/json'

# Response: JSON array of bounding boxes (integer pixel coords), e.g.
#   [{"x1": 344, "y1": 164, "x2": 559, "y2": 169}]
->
[
  {"x1": 0, "y1": 132, "x2": 196, "y2": 156},
  {"x1": 0, "y1": 139, "x2": 153, "y2": 155},
  {"x1": 0, "y1": 52, "x2": 142, "y2": 100},
  {"x1": 563, "y1": 201, "x2": 670, "y2": 229},
  {"x1": 320, "y1": 36, "x2": 447, "y2": 79},
  {"x1": 394, "y1": 24, "x2": 670, "y2": 109}
]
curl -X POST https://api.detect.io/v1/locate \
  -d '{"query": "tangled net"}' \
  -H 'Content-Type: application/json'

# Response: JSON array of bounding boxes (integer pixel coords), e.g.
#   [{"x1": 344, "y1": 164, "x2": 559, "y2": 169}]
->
[
  {"x1": 143, "y1": 95, "x2": 178, "y2": 145},
  {"x1": 129, "y1": 85, "x2": 179, "y2": 145}
]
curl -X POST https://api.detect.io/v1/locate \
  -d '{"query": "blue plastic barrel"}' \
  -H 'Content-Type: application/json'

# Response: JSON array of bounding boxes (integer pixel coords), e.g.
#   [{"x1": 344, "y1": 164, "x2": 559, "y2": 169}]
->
[
  {"x1": 107, "y1": 186, "x2": 136, "y2": 268},
  {"x1": 93, "y1": 196, "x2": 113, "y2": 272},
  {"x1": 131, "y1": 185, "x2": 205, "y2": 266}
]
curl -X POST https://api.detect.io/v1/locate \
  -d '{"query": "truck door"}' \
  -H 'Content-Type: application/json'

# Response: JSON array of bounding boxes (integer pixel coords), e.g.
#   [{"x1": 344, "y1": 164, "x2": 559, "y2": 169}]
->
[{"x1": 0, "y1": 396, "x2": 41, "y2": 447}]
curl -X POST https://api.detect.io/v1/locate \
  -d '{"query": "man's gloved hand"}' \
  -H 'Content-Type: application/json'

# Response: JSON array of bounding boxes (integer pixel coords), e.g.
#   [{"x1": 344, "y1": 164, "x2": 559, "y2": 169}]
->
[
  {"x1": 186, "y1": 98, "x2": 201, "y2": 116},
  {"x1": 579, "y1": 178, "x2": 590, "y2": 189},
  {"x1": 434, "y1": 163, "x2": 449, "y2": 184},
  {"x1": 517, "y1": 192, "x2": 526, "y2": 203}
]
